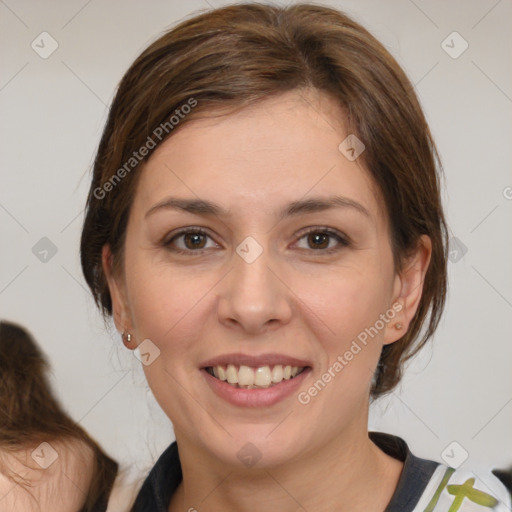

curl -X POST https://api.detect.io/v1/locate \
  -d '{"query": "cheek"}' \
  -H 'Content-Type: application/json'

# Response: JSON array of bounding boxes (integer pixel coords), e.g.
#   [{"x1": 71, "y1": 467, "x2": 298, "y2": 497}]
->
[
  {"x1": 302, "y1": 265, "x2": 391, "y2": 344},
  {"x1": 294, "y1": 261, "x2": 394, "y2": 406},
  {"x1": 124, "y1": 263, "x2": 214, "y2": 414},
  {"x1": 123, "y1": 263, "x2": 242, "y2": 420},
  {"x1": 130, "y1": 270, "x2": 209, "y2": 344},
  {"x1": 290, "y1": 269, "x2": 391, "y2": 431}
]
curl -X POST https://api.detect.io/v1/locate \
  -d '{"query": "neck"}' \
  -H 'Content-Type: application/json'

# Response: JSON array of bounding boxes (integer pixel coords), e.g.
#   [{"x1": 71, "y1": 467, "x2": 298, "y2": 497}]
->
[{"x1": 169, "y1": 425, "x2": 403, "y2": 512}]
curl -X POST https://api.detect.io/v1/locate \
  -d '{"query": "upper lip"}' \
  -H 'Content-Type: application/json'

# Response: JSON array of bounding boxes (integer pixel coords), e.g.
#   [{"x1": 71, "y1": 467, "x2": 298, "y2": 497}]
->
[{"x1": 200, "y1": 353, "x2": 312, "y2": 369}]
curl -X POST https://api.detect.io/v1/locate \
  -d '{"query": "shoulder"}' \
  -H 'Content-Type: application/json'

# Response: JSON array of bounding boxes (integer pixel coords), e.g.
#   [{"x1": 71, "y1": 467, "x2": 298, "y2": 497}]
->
[
  {"x1": 412, "y1": 464, "x2": 512, "y2": 512},
  {"x1": 370, "y1": 432, "x2": 511, "y2": 512}
]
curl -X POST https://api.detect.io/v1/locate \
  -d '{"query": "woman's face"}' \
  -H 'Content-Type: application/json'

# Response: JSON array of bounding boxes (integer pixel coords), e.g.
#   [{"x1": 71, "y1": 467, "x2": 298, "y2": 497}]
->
[{"x1": 106, "y1": 89, "x2": 429, "y2": 468}]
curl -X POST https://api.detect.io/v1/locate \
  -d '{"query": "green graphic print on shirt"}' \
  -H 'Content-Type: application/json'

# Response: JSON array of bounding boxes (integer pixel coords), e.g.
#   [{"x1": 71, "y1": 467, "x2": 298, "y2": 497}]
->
[{"x1": 422, "y1": 467, "x2": 504, "y2": 512}]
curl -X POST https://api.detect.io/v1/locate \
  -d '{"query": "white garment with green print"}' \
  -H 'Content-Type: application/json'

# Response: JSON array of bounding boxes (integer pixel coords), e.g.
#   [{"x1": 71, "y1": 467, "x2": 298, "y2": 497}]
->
[{"x1": 412, "y1": 465, "x2": 511, "y2": 512}]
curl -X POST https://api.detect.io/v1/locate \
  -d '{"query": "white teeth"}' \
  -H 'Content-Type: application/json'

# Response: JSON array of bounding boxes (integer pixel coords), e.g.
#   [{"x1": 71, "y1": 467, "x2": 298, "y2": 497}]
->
[
  {"x1": 271, "y1": 365, "x2": 283, "y2": 383},
  {"x1": 238, "y1": 365, "x2": 254, "y2": 386},
  {"x1": 226, "y1": 364, "x2": 238, "y2": 384},
  {"x1": 209, "y1": 364, "x2": 304, "y2": 388},
  {"x1": 254, "y1": 366, "x2": 272, "y2": 387},
  {"x1": 217, "y1": 366, "x2": 227, "y2": 381}
]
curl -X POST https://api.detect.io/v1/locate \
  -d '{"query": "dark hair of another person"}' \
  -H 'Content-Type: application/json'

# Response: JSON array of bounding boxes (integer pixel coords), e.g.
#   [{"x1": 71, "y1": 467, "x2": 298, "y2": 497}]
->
[{"x1": 0, "y1": 321, "x2": 118, "y2": 512}]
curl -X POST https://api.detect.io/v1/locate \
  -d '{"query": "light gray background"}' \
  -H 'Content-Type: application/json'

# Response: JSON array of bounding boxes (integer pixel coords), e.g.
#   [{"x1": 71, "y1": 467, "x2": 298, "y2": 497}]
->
[{"x1": 1, "y1": 0, "x2": 511, "y2": 482}]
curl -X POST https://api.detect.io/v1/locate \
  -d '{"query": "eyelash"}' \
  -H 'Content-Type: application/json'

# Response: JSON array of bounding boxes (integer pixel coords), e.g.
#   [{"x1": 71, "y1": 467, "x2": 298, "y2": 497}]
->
[{"x1": 162, "y1": 226, "x2": 350, "y2": 256}]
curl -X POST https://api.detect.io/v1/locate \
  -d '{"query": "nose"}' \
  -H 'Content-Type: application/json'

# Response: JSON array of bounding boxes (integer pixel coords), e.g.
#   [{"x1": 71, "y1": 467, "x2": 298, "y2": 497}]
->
[{"x1": 216, "y1": 246, "x2": 293, "y2": 335}]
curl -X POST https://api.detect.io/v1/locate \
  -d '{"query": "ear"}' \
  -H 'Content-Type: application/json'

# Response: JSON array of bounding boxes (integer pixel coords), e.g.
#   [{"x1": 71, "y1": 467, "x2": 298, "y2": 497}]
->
[
  {"x1": 383, "y1": 235, "x2": 432, "y2": 345},
  {"x1": 102, "y1": 244, "x2": 134, "y2": 340}
]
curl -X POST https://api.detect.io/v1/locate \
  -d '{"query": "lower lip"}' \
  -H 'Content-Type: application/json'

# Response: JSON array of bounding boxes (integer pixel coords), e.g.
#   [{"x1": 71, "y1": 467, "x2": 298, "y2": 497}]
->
[{"x1": 202, "y1": 368, "x2": 311, "y2": 408}]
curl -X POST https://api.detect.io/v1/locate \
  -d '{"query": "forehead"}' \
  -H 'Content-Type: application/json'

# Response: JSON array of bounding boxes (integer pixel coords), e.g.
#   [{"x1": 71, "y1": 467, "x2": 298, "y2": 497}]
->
[{"x1": 134, "y1": 89, "x2": 385, "y2": 224}]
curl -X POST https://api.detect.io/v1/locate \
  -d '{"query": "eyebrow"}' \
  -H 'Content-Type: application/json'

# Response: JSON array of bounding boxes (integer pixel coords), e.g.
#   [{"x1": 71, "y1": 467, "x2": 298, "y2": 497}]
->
[{"x1": 145, "y1": 195, "x2": 371, "y2": 220}]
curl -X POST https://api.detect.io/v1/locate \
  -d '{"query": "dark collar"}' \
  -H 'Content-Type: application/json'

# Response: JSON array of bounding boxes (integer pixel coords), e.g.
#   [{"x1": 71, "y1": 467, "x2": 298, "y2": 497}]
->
[
  {"x1": 131, "y1": 432, "x2": 439, "y2": 512},
  {"x1": 369, "y1": 432, "x2": 439, "y2": 511}
]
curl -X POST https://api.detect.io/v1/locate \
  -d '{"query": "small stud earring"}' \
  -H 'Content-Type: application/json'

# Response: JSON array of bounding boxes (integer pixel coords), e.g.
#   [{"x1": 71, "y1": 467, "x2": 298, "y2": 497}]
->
[
  {"x1": 122, "y1": 332, "x2": 132, "y2": 344},
  {"x1": 394, "y1": 323, "x2": 403, "y2": 330}
]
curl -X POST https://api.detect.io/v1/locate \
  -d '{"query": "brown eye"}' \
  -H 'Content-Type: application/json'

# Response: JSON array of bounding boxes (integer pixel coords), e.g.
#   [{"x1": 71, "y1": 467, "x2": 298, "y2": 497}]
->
[
  {"x1": 307, "y1": 232, "x2": 330, "y2": 250},
  {"x1": 164, "y1": 228, "x2": 219, "y2": 254},
  {"x1": 295, "y1": 228, "x2": 349, "y2": 252},
  {"x1": 183, "y1": 232, "x2": 207, "y2": 249}
]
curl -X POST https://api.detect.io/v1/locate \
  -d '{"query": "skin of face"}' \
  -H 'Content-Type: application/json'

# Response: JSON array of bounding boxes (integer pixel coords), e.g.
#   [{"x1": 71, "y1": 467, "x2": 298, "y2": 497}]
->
[{"x1": 104, "y1": 88, "x2": 431, "y2": 510}]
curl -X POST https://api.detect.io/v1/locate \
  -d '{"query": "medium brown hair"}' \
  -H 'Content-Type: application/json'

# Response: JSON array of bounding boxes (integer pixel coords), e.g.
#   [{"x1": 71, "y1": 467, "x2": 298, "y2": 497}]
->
[
  {"x1": 80, "y1": 2, "x2": 448, "y2": 397},
  {"x1": 0, "y1": 321, "x2": 118, "y2": 511}
]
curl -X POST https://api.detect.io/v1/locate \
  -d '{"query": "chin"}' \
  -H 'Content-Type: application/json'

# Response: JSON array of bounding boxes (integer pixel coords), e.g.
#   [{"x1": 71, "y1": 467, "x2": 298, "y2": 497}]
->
[{"x1": 201, "y1": 424, "x2": 307, "y2": 470}]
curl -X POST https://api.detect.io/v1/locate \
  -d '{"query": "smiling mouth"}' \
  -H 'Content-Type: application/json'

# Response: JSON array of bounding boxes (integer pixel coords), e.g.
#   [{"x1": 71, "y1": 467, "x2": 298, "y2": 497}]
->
[{"x1": 205, "y1": 364, "x2": 307, "y2": 389}]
